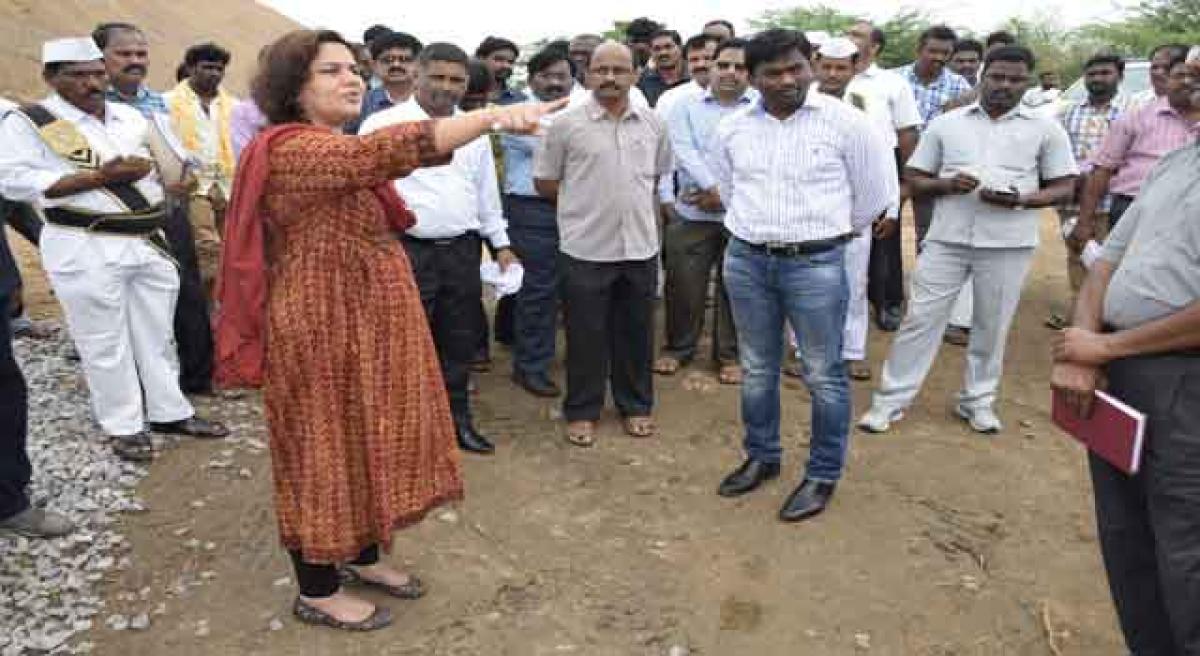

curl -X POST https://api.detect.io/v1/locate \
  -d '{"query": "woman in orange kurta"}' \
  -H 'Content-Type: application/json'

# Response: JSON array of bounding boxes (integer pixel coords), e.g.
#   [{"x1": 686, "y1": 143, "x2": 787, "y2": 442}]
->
[{"x1": 214, "y1": 29, "x2": 563, "y2": 631}]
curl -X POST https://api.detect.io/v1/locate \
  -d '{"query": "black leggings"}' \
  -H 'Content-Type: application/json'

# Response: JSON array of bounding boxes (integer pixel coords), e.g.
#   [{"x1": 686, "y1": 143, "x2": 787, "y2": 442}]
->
[{"x1": 288, "y1": 545, "x2": 379, "y2": 598}]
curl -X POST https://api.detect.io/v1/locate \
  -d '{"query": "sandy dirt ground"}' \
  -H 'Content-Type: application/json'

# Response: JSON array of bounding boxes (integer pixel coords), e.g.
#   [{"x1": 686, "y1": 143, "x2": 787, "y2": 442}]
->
[{"x1": 11, "y1": 214, "x2": 1124, "y2": 655}]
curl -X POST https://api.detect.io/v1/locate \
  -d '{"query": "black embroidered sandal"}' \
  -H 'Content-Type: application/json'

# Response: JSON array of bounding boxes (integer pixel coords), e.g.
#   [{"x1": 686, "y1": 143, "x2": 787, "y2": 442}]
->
[
  {"x1": 292, "y1": 597, "x2": 393, "y2": 631},
  {"x1": 339, "y1": 566, "x2": 427, "y2": 600}
]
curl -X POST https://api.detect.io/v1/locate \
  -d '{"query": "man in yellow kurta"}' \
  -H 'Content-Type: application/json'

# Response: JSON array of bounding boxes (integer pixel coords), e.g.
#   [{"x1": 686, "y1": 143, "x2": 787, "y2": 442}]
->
[{"x1": 164, "y1": 42, "x2": 237, "y2": 299}]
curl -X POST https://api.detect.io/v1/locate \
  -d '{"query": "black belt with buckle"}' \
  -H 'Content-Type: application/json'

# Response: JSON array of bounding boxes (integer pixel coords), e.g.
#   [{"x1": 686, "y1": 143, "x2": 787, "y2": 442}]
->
[
  {"x1": 738, "y1": 234, "x2": 852, "y2": 257},
  {"x1": 45, "y1": 206, "x2": 166, "y2": 235},
  {"x1": 400, "y1": 232, "x2": 479, "y2": 246}
]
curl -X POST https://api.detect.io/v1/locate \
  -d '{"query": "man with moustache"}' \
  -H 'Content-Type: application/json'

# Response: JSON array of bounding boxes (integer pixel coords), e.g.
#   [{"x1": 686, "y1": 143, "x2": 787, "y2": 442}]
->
[
  {"x1": 534, "y1": 41, "x2": 672, "y2": 447},
  {"x1": 1129, "y1": 43, "x2": 1191, "y2": 109},
  {"x1": 813, "y1": 37, "x2": 902, "y2": 383},
  {"x1": 638, "y1": 29, "x2": 687, "y2": 107},
  {"x1": 711, "y1": 29, "x2": 895, "y2": 522},
  {"x1": 165, "y1": 42, "x2": 237, "y2": 301},
  {"x1": 502, "y1": 46, "x2": 573, "y2": 397},
  {"x1": 949, "y1": 39, "x2": 984, "y2": 87},
  {"x1": 654, "y1": 34, "x2": 720, "y2": 119},
  {"x1": 1047, "y1": 53, "x2": 1127, "y2": 329},
  {"x1": 0, "y1": 38, "x2": 228, "y2": 462},
  {"x1": 1051, "y1": 50, "x2": 1200, "y2": 656},
  {"x1": 93, "y1": 22, "x2": 214, "y2": 395},
  {"x1": 844, "y1": 20, "x2": 922, "y2": 334},
  {"x1": 654, "y1": 38, "x2": 755, "y2": 385},
  {"x1": 360, "y1": 43, "x2": 516, "y2": 455},
  {"x1": 859, "y1": 46, "x2": 1078, "y2": 436},
  {"x1": 347, "y1": 30, "x2": 423, "y2": 133},
  {"x1": 476, "y1": 37, "x2": 526, "y2": 105}
]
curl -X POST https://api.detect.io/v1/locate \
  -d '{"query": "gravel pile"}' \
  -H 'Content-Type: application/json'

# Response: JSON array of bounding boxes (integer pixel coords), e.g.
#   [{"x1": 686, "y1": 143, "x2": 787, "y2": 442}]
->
[{"x1": 0, "y1": 328, "x2": 148, "y2": 656}]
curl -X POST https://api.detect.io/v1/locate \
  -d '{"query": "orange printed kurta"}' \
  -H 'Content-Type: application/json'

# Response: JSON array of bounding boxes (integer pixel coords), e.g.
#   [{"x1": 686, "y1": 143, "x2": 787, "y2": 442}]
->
[{"x1": 260, "y1": 122, "x2": 462, "y2": 563}]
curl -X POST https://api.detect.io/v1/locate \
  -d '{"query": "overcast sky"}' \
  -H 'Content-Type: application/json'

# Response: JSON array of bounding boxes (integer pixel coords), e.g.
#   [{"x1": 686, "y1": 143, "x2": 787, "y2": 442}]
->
[{"x1": 260, "y1": 0, "x2": 1139, "y2": 48}]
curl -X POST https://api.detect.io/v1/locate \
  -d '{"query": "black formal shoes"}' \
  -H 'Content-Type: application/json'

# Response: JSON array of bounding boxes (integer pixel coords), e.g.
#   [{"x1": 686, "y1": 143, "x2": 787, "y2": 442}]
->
[
  {"x1": 455, "y1": 421, "x2": 495, "y2": 454},
  {"x1": 148, "y1": 416, "x2": 229, "y2": 439},
  {"x1": 511, "y1": 371, "x2": 561, "y2": 398},
  {"x1": 717, "y1": 458, "x2": 781, "y2": 497},
  {"x1": 876, "y1": 305, "x2": 903, "y2": 332},
  {"x1": 778, "y1": 479, "x2": 836, "y2": 523}
]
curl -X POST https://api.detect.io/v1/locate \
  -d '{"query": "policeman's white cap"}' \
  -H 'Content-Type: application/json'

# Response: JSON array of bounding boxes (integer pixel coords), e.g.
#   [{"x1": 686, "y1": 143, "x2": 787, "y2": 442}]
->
[
  {"x1": 42, "y1": 38, "x2": 104, "y2": 65},
  {"x1": 818, "y1": 37, "x2": 859, "y2": 60}
]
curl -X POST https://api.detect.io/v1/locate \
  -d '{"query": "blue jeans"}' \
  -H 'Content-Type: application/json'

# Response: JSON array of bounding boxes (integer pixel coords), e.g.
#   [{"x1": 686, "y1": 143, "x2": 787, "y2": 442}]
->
[
  {"x1": 723, "y1": 238, "x2": 851, "y2": 482},
  {"x1": 505, "y1": 195, "x2": 560, "y2": 378}
]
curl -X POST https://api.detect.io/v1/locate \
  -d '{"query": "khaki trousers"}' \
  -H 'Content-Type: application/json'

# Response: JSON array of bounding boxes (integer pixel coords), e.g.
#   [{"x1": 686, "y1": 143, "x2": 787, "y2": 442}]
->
[{"x1": 188, "y1": 185, "x2": 227, "y2": 300}]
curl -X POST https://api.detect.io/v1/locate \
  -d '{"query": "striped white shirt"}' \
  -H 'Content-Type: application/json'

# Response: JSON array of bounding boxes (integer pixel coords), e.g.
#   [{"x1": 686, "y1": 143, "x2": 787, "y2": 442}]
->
[{"x1": 711, "y1": 92, "x2": 897, "y2": 244}]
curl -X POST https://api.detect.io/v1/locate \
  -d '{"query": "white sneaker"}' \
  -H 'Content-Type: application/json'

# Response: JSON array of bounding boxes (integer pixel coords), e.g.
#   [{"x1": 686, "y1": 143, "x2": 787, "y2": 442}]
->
[
  {"x1": 857, "y1": 405, "x2": 905, "y2": 433},
  {"x1": 955, "y1": 404, "x2": 1002, "y2": 434}
]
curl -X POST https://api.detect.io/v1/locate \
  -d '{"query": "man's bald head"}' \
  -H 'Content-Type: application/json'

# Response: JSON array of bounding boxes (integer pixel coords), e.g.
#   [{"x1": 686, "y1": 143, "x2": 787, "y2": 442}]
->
[{"x1": 587, "y1": 41, "x2": 636, "y2": 104}]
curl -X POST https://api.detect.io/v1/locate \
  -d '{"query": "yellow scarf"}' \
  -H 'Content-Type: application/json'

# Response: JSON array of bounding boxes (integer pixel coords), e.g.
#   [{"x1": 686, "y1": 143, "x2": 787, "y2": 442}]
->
[{"x1": 167, "y1": 80, "x2": 236, "y2": 181}]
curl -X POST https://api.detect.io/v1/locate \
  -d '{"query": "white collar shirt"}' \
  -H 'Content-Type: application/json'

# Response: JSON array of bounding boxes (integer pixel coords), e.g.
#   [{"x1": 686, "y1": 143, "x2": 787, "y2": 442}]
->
[{"x1": 850, "y1": 63, "x2": 923, "y2": 147}]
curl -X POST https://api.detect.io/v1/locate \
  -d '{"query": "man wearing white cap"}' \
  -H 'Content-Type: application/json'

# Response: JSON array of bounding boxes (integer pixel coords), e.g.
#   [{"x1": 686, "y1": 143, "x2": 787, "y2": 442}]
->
[
  {"x1": 813, "y1": 37, "x2": 901, "y2": 382},
  {"x1": 0, "y1": 38, "x2": 228, "y2": 462}
]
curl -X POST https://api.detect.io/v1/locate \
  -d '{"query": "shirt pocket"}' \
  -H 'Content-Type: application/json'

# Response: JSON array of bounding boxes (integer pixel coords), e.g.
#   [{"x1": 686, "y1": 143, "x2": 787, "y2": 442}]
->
[
  {"x1": 624, "y1": 135, "x2": 660, "y2": 179},
  {"x1": 785, "y1": 141, "x2": 844, "y2": 186}
]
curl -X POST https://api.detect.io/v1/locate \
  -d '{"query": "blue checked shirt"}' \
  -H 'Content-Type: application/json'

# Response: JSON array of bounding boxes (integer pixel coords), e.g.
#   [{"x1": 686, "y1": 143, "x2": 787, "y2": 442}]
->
[
  {"x1": 894, "y1": 64, "x2": 971, "y2": 127},
  {"x1": 1060, "y1": 98, "x2": 1125, "y2": 212},
  {"x1": 105, "y1": 86, "x2": 168, "y2": 117}
]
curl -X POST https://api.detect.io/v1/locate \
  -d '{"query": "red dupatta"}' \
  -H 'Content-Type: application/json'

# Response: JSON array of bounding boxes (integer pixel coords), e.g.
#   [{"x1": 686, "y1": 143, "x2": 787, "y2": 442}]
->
[{"x1": 212, "y1": 123, "x2": 416, "y2": 388}]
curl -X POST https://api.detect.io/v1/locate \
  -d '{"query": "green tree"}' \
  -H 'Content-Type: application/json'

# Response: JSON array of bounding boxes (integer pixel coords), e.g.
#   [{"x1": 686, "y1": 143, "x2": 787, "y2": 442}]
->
[
  {"x1": 1076, "y1": 0, "x2": 1200, "y2": 59},
  {"x1": 874, "y1": 9, "x2": 932, "y2": 68},
  {"x1": 750, "y1": 4, "x2": 858, "y2": 34}
]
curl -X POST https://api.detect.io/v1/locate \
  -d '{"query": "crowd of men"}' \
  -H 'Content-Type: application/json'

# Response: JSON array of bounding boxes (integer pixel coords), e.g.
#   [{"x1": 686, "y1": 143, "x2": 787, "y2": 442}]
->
[{"x1": 0, "y1": 14, "x2": 1198, "y2": 654}]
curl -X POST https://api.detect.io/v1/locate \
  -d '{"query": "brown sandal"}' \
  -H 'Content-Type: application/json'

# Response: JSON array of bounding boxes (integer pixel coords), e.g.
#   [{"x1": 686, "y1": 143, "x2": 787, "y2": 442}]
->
[
  {"x1": 623, "y1": 416, "x2": 655, "y2": 438},
  {"x1": 292, "y1": 597, "x2": 393, "y2": 631},
  {"x1": 340, "y1": 566, "x2": 426, "y2": 599},
  {"x1": 565, "y1": 421, "x2": 596, "y2": 447}
]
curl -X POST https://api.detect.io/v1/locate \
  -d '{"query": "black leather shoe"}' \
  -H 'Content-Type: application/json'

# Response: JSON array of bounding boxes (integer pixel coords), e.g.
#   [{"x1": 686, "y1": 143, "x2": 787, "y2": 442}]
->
[
  {"x1": 876, "y1": 305, "x2": 903, "y2": 332},
  {"x1": 148, "y1": 416, "x2": 229, "y2": 439},
  {"x1": 717, "y1": 458, "x2": 781, "y2": 497},
  {"x1": 512, "y1": 371, "x2": 561, "y2": 398},
  {"x1": 778, "y1": 479, "x2": 836, "y2": 522},
  {"x1": 455, "y1": 421, "x2": 495, "y2": 454}
]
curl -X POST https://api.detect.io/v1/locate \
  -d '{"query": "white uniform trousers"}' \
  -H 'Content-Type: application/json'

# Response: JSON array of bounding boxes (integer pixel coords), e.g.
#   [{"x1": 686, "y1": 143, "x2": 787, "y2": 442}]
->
[
  {"x1": 842, "y1": 231, "x2": 872, "y2": 361},
  {"x1": 949, "y1": 281, "x2": 973, "y2": 329},
  {"x1": 42, "y1": 227, "x2": 194, "y2": 436},
  {"x1": 872, "y1": 241, "x2": 1034, "y2": 412}
]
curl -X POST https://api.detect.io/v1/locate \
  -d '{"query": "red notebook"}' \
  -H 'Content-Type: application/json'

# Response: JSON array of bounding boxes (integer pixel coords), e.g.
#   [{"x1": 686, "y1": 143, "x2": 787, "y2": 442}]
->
[{"x1": 1052, "y1": 389, "x2": 1147, "y2": 474}]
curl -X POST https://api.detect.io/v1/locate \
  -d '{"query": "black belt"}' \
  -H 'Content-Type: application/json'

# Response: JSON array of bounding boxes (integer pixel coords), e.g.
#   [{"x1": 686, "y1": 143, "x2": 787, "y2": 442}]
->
[
  {"x1": 737, "y1": 234, "x2": 852, "y2": 257},
  {"x1": 400, "y1": 232, "x2": 480, "y2": 247},
  {"x1": 45, "y1": 206, "x2": 166, "y2": 235}
]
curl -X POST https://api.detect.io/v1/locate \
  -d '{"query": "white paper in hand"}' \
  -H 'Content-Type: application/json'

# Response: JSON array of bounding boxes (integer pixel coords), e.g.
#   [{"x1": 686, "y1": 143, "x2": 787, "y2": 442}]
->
[
  {"x1": 480, "y1": 261, "x2": 524, "y2": 298},
  {"x1": 1080, "y1": 240, "x2": 1104, "y2": 270}
]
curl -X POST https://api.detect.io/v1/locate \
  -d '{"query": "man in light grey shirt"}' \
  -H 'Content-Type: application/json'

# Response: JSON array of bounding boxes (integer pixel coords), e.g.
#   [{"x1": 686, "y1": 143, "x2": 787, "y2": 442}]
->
[
  {"x1": 1051, "y1": 123, "x2": 1200, "y2": 654},
  {"x1": 534, "y1": 41, "x2": 672, "y2": 446},
  {"x1": 860, "y1": 46, "x2": 1077, "y2": 435}
]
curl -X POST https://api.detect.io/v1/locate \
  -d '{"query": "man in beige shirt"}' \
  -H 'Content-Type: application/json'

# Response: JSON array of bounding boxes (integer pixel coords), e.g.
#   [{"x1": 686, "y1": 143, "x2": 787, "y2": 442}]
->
[{"x1": 534, "y1": 41, "x2": 672, "y2": 447}]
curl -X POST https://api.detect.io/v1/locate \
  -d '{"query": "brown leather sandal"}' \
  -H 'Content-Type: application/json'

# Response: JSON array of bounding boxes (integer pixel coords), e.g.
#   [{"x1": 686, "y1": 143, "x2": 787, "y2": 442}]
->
[
  {"x1": 340, "y1": 566, "x2": 426, "y2": 599},
  {"x1": 292, "y1": 597, "x2": 393, "y2": 631}
]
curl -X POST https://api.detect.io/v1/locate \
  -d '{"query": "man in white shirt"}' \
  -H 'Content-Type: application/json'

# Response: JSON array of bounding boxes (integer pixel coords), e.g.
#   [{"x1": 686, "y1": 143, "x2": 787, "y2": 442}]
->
[
  {"x1": 845, "y1": 20, "x2": 923, "y2": 333},
  {"x1": 0, "y1": 39, "x2": 227, "y2": 463},
  {"x1": 711, "y1": 30, "x2": 895, "y2": 523},
  {"x1": 360, "y1": 43, "x2": 516, "y2": 455}
]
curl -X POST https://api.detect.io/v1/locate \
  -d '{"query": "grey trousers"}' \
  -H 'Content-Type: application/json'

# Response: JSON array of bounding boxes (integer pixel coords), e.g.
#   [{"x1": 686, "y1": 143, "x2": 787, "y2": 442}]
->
[
  {"x1": 1091, "y1": 353, "x2": 1200, "y2": 656},
  {"x1": 914, "y1": 196, "x2": 972, "y2": 329},
  {"x1": 872, "y1": 242, "x2": 1034, "y2": 412}
]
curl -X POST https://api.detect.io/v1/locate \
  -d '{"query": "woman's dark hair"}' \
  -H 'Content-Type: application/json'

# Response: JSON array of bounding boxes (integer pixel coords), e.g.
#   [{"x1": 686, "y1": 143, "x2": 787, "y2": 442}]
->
[
  {"x1": 745, "y1": 28, "x2": 811, "y2": 76},
  {"x1": 983, "y1": 44, "x2": 1036, "y2": 72},
  {"x1": 253, "y1": 29, "x2": 355, "y2": 125},
  {"x1": 184, "y1": 42, "x2": 231, "y2": 67}
]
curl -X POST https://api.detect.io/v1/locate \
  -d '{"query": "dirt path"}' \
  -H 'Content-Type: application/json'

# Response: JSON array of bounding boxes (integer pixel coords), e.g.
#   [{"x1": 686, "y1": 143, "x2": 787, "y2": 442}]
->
[{"x1": 13, "y1": 215, "x2": 1123, "y2": 655}]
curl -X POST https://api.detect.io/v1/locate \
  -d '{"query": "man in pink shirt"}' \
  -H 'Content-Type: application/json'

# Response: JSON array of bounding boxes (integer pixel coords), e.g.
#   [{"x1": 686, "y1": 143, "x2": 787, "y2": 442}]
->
[{"x1": 1072, "y1": 54, "x2": 1199, "y2": 244}]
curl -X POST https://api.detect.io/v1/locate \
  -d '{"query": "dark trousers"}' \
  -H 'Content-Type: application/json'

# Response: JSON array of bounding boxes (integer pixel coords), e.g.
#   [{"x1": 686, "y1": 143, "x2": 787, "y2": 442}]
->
[
  {"x1": 1091, "y1": 353, "x2": 1200, "y2": 656},
  {"x1": 0, "y1": 292, "x2": 31, "y2": 521},
  {"x1": 506, "y1": 195, "x2": 560, "y2": 378},
  {"x1": 560, "y1": 254, "x2": 656, "y2": 422},
  {"x1": 868, "y1": 150, "x2": 906, "y2": 310},
  {"x1": 403, "y1": 233, "x2": 483, "y2": 421},
  {"x1": 288, "y1": 545, "x2": 379, "y2": 598},
  {"x1": 164, "y1": 199, "x2": 214, "y2": 393},
  {"x1": 1109, "y1": 194, "x2": 1135, "y2": 231},
  {"x1": 661, "y1": 219, "x2": 736, "y2": 365}
]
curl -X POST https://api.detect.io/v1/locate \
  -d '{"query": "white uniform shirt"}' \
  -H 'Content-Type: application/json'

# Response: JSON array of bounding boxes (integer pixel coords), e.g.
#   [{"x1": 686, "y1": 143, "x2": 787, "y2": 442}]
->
[
  {"x1": 848, "y1": 63, "x2": 923, "y2": 149},
  {"x1": 0, "y1": 94, "x2": 168, "y2": 274},
  {"x1": 358, "y1": 98, "x2": 509, "y2": 248}
]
